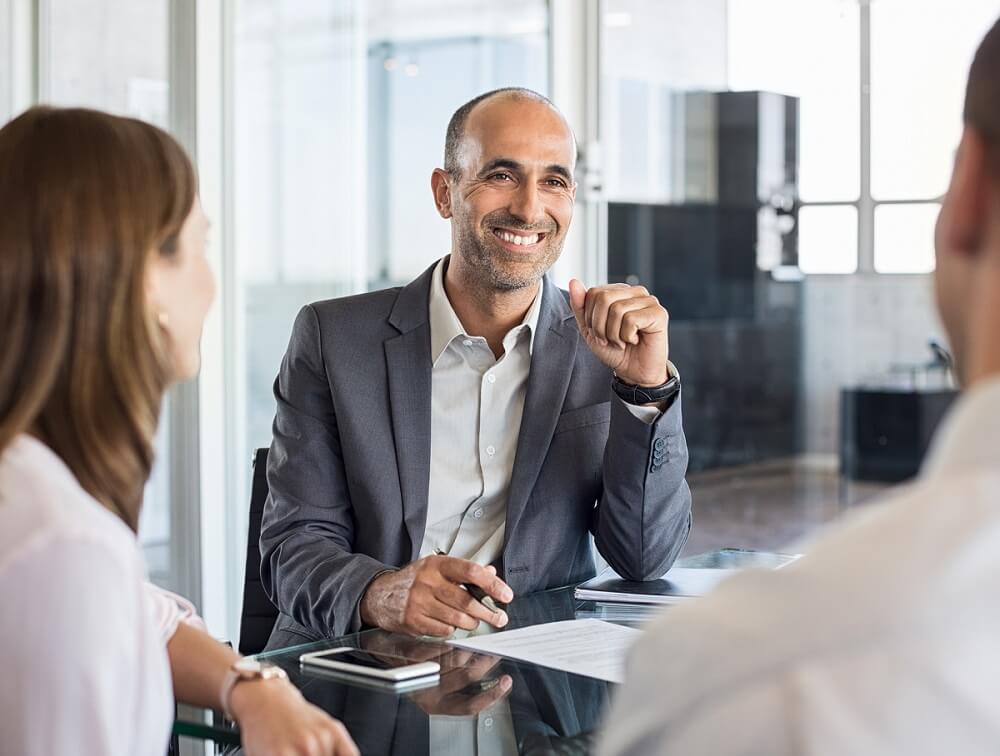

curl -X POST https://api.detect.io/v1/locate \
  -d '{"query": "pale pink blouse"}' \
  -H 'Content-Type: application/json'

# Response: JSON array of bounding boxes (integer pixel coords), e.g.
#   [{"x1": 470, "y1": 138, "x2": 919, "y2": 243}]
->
[{"x1": 0, "y1": 435, "x2": 204, "y2": 755}]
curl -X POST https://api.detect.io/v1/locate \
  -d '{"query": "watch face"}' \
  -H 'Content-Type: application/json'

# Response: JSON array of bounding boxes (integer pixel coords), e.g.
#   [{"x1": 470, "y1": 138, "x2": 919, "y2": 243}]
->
[
  {"x1": 235, "y1": 658, "x2": 263, "y2": 675},
  {"x1": 261, "y1": 665, "x2": 289, "y2": 681}
]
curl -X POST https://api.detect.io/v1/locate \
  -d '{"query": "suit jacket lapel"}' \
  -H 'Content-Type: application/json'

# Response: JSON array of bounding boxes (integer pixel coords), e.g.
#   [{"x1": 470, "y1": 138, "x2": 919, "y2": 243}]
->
[
  {"x1": 385, "y1": 263, "x2": 436, "y2": 560},
  {"x1": 504, "y1": 277, "x2": 579, "y2": 552}
]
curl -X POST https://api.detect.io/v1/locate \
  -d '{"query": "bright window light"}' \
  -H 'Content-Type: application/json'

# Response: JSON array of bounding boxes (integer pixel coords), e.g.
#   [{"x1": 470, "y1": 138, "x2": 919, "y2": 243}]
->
[
  {"x1": 874, "y1": 203, "x2": 939, "y2": 274},
  {"x1": 798, "y1": 205, "x2": 858, "y2": 274},
  {"x1": 871, "y1": 0, "x2": 1000, "y2": 201},
  {"x1": 728, "y1": 0, "x2": 860, "y2": 202}
]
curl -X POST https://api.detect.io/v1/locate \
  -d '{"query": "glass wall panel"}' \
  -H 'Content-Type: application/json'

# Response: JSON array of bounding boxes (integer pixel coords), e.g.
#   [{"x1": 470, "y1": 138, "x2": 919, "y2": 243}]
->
[
  {"x1": 871, "y1": 0, "x2": 1000, "y2": 201},
  {"x1": 728, "y1": 0, "x2": 860, "y2": 204},
  {"x1": 601, "y1": 0, "x2": 969, "y2": 558},
  {"x1": 42, "y1": 0, "x2": 175, "y2": 587},
  {"x1": 230, "y1": 0, "x2": 548, "y2": 616}
]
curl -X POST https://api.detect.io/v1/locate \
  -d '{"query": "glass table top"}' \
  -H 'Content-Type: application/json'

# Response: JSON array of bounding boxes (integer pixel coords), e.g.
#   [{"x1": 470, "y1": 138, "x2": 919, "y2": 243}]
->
[
  {"x1": 174, "y1": 586, "x2": 655, "y2": 755},
  {"x1": 174, "y1": 549, "x2": 770, "y2": 753}
]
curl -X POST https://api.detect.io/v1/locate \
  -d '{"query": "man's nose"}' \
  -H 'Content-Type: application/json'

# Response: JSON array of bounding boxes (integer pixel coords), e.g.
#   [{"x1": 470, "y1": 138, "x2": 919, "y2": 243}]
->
[{"x1": 508, "y1": 182, "x2": 546, "y2": 227}]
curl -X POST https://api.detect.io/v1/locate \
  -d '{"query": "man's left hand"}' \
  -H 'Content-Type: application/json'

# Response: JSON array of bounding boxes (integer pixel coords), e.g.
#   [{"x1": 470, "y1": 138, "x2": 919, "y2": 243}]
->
[{"x1": 568, "y1": 279, "x2": 669, "y2": 386}]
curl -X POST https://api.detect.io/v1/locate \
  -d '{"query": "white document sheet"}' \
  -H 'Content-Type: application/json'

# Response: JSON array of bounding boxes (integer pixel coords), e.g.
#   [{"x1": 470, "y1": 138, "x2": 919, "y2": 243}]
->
[{"x1": 447, "y1": 619, "x2": 642, "y2": 683}]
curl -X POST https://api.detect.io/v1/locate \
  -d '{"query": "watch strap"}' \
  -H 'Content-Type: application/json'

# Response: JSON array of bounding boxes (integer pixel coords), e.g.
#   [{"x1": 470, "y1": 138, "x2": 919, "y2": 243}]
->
[
  {"x1": 612, "y1": 362, "x2": 681, "y2": 406},
  {"x1": 220, "y1": 660, "x2": 287, "y2": 720}
]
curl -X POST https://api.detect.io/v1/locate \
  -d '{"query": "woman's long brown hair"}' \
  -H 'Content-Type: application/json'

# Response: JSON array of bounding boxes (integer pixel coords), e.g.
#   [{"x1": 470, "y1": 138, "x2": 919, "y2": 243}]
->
[{"x1": 0, "y1": 107, "x2": 196, "y2": 531}]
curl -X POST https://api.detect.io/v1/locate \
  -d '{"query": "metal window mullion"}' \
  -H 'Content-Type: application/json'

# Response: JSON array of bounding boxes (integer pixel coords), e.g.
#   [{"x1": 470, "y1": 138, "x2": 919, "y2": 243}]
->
[
  {"x1": 28, "y1": 0, "x2": 45, "y2": 103},
  {"x1": 858, "y1": 0, "x2": 874, "y2": 274},
  {"x1": 871, "y1": 197, "x2": 944, "y2": 206},
  {"x1": 167, "y1": 0, "x2": 203, "y2": 611},
  {"x1": 547, "y1": 0, "x2": 602, "y2": 286},
  {"x1": 584, "y1": 0, "x2": 605, "y2": 285},
  {"x1": 5, "y1": 0, "x2": 40, "y2": 114}
]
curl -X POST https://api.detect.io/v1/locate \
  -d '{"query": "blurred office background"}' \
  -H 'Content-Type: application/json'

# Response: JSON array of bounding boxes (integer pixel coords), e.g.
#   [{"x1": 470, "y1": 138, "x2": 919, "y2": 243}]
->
[{"x1": 2, "y1": 0, "x2": 996, "y2": 641}]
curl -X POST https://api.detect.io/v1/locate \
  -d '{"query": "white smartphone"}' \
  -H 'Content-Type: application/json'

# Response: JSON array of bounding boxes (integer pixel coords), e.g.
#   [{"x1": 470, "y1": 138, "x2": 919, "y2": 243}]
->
[{"x1": 299, "y1": 647, "x2": 440, "y2": 683}]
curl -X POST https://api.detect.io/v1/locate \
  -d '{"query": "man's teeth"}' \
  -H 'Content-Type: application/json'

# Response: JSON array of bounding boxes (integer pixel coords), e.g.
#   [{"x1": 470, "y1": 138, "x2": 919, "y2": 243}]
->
[{"x1": 495, "y1": 229, "x2": 540, "y2": 246}]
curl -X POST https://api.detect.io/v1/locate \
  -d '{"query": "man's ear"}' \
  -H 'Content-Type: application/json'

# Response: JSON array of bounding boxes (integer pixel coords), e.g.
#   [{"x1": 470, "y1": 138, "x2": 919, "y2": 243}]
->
[
  {"x1": 431, "y1": 168, "x2": 453, "y2": 219},
  {"x1": 942, "y1": 128, "x2": 990, "y2": 257}
]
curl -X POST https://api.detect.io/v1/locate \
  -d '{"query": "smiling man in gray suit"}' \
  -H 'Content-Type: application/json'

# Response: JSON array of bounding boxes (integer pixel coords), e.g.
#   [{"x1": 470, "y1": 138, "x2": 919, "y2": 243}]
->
[{"x1": 260, "y1": 87, "x2": 692, "y2": 643}]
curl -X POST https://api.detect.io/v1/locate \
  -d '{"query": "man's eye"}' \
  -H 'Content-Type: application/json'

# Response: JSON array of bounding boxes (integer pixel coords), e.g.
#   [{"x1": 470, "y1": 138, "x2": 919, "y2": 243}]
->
[
  {"x1": 546, "y1": 179, "x2": 568, "y2": 188},
  {"x1": 490, "y1": 172, "x2": 513, "y2": 182}
]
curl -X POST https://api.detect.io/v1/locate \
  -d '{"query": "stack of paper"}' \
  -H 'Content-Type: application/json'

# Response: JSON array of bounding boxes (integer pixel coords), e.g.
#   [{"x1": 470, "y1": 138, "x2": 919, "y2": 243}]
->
[{"x1": 448, "y1": 619, "x2": 641, "y2": 683}]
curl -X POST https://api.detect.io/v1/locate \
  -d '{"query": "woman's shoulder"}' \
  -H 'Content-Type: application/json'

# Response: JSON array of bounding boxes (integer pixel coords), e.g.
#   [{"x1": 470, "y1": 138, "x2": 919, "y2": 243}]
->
[{"x1": 0, "y1": 435, "x2": 140, "y2": 577}]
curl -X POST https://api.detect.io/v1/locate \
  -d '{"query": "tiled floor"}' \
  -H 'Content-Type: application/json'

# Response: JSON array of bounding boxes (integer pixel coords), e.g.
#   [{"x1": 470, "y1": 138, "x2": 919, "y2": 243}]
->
[{"x1": 681, "y1": 459, "x2": 891, "y2": 557}]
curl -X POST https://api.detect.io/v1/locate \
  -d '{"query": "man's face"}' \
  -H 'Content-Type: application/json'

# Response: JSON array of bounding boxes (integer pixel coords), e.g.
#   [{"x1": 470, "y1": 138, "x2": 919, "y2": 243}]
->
[{"x1": 441, "y1": 96, "x2": 577, "y2": 291}]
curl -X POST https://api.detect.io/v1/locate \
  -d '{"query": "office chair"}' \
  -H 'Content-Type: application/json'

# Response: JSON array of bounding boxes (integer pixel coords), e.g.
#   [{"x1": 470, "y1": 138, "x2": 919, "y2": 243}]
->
[{"x1": 237, "y1": 447, "x2": 280, "y2": 655}]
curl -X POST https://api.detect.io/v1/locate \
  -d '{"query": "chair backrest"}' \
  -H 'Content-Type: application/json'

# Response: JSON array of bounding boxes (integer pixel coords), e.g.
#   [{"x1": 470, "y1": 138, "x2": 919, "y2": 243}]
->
[{"x1": 238, "y1": 447, "x2": 280, "y2": 656}]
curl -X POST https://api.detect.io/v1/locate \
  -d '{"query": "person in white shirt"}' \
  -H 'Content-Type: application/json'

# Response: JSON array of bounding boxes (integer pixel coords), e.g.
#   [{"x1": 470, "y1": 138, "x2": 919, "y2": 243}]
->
[
  {"x1": 599, "y1": 16, "x2": 1000, "y2": 756},
  {"x1": 0, "y1": 106, "x2": 357, "y2": 756}
]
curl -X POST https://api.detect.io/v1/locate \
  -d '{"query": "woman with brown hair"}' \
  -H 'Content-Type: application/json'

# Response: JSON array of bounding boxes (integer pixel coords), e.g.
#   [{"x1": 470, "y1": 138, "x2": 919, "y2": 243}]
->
[{"x1": 0, "y1": 106, "x2": 357, "y2": 756}]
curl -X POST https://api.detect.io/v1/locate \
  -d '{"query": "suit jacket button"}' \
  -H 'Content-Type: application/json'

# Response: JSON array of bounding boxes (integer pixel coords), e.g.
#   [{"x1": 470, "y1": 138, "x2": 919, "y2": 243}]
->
[{"x1": 653, "y1": 438, "x2": 666, "y2": 450}]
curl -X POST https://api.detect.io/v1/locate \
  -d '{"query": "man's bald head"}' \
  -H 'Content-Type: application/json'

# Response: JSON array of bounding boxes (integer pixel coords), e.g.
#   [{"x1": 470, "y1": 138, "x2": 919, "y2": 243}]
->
[{"x1": 443, "y1": 87, "x2": 577, "y2": 177}]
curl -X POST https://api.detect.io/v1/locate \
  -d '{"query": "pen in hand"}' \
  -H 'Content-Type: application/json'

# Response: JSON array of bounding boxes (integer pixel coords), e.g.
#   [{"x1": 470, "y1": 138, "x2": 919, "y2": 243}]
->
[{"x1": 434, "y1": 548, "x2": 506, "y2": 614}]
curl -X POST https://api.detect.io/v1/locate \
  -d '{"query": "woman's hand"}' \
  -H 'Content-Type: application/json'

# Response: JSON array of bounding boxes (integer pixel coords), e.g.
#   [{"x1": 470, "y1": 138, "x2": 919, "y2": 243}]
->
[{"x1": 230, "y1": 677, "x2": 359, "y2": 756}]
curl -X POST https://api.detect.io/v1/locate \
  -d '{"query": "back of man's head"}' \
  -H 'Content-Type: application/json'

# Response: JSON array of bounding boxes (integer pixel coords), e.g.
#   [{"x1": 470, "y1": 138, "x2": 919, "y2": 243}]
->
[
  {"x1": 965, "y1": 17, "x2": 1000, "y2": 174},
  {"x1": 935, "y1": 15, "x2": 1000, "y2": 386}
]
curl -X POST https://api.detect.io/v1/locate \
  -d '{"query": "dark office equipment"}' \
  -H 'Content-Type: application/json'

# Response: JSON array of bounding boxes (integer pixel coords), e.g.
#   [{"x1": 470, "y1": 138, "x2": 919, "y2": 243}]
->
[
  {"x1": 238, "y1": 447, "x2": 280, "y2": 656},
  {"x1": 840, "y1": 388, "x2": 957, "y2": 483},
  {"x1": 608, "y1": 90, "x2": 802, "y2": 470}
]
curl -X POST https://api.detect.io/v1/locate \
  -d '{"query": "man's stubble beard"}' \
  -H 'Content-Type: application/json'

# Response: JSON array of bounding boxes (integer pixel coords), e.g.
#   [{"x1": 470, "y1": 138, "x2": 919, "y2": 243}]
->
[{"x1": 454, "y1": 219, "x2": 564, "y2": 293}]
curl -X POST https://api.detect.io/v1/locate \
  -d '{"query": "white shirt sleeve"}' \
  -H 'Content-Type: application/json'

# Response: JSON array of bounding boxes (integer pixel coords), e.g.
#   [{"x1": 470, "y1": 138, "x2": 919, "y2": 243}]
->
[
  {"x1": 622, "y1": 400, "x2": 663, "y2": 425},
  {"x1": 0, "y1": 534, "x2": 165, "y2": 756},
  {"x1": 145, "y1": 581, "x2": 208, "y2": 643}
]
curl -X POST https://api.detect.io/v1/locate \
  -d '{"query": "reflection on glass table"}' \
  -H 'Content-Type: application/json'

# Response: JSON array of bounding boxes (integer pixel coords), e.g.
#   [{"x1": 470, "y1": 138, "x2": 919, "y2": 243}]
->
[
  {"x1": 178, "y1": 586, "x2": 617, "y2": 755},
  {"x1": 176, "y1": 549, "x2": 785, "y2": 753}
]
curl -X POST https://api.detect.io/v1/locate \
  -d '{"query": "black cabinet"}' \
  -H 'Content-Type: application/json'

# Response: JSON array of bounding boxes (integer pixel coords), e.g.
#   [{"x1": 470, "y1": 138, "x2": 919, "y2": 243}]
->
[{"x1": 840, "y1": 388, "x2": 957, "y2": 482}]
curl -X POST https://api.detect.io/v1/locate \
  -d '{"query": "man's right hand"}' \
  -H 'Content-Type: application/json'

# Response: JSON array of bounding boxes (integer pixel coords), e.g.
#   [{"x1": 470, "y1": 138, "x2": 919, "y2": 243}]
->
[{"x1": 359, "y1": 555, "x2": 514, "y2": 636}]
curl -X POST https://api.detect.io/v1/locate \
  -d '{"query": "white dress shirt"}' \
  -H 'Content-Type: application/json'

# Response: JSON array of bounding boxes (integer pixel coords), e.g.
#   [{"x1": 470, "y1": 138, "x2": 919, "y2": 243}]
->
[
  {"x1": 420, "y1": 257, "x2": 543, "y2": 564},
  {"x1": 421, "y1": 257, "x2": 660, "y2": 565},
  {"x1": 0, "y1": 434, "x2": 203, "y2": 756},
  {"x1": 422, "y1": 258, "x2": 661, "y2": 755},
  {"x1": 600, "y1": 376, "x2": 1000, "y2": 756}
]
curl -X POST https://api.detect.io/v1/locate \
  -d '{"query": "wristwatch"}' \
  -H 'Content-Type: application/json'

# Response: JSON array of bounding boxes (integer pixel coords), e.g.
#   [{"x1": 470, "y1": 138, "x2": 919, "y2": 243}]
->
[
  {"x1": 612, "y1": 361, "x2": 681, "y2": 406},
  {"x1": 220, "y1": 658, "x2": 289, "y2": 719}
]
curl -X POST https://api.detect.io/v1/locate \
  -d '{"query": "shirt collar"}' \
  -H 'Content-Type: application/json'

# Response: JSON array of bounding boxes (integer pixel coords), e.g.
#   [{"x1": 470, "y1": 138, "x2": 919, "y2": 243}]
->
[
  {"x1": 428, "y1": 256, "x2": 543, "y2": 365},
  {"x1": 920, "y1": 375, "x2": 1000, "y2": 479}
]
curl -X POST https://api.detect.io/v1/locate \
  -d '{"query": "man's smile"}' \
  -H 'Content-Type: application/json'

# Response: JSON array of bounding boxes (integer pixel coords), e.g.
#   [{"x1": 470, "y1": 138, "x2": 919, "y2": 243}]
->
[{"x1": 490, "y1": 226, "x2": 549, "y2": 251}]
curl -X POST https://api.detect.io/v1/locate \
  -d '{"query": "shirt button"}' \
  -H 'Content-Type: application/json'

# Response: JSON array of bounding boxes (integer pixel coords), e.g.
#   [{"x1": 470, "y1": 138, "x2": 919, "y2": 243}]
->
[
  {"x1": 486, "y1": 373, "x2": 496, "y2": 384},
  {"x1": 484, "y1": 716, "x2": 494, "y2": 728},
  {"x1": 473, "y1": 508, "x2": 485, "y2": 519},
  {"x1": 463, "y1": 339, "x2": 473, "y2": 347},
  {"x1": 486, "y1": 445, "x2": 496, "y2": 456}
]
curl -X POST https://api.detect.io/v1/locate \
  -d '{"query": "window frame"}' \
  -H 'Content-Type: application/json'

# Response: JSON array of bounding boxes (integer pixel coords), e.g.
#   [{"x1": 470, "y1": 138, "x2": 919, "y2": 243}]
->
[{"x1": 799, "y1": 0, "x2": 944, "y2": 276}]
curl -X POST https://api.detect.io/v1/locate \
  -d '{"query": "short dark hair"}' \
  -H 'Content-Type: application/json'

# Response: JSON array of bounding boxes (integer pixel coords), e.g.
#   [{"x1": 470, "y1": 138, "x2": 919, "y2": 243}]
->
[
  {"x1": 443, "y1": 87, "x2": 575, "y2": 176},
  {"x1": 965, "y1": 16, "x2": 1000, "y2": 171}
]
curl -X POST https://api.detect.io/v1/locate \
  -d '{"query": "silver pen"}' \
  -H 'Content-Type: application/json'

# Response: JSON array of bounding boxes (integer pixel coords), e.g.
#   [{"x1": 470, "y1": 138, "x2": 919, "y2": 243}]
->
[{"x1": 434, "y1": 548, "x2": 504, "y2": 613}]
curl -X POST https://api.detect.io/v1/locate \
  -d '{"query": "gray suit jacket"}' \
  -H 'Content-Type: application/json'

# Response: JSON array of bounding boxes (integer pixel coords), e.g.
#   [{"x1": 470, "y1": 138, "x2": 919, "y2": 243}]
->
[{"x1": 260, "y1": 262, "x2": 692, "y2": 641}]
